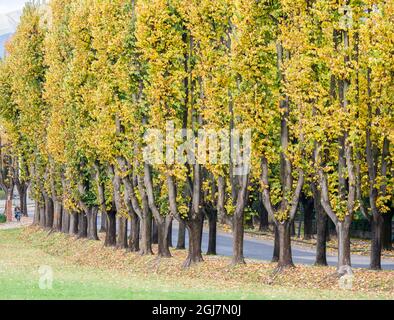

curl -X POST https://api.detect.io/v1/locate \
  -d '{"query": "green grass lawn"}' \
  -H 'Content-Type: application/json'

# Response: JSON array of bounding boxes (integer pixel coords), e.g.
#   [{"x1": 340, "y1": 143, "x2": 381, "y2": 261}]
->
[{"x1": 0, "y1": 228, "x2": 391, "y2": 300}]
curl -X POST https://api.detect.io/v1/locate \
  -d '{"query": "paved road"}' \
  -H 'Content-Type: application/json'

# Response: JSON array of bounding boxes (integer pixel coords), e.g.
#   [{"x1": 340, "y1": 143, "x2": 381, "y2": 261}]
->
[
  {"x1": 98, "y1": 216, "x2": 394, "y2": 270},
  {"x1": 5, "y1": 197, "x2": 393, "y2": 270},
  {"x1": 170, "y1": 221, "x2": 394, "y2": 270}
]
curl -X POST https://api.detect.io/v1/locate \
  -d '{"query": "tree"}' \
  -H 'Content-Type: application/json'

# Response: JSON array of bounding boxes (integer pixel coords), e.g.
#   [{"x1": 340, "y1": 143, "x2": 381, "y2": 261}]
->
[
  {"x1": 5, "y1": 3, "x2": 48, "y2": 226},
  {"x1": 0, "y1": 0, "x2": 392, "y2": 275},
  {"x1": 355, "y1": 1, "x2": 394, "y2": 269}
]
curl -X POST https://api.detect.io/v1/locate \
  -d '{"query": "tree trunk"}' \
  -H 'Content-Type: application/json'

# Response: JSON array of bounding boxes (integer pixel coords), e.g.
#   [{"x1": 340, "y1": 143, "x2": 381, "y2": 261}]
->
[
  {"x1": 176, "y1": 220, "x2": 186, "y2": 250},
  {"x1": 44, "y1": 195, "x2": 54, "y2": 229},
  {"x1": 370, "y1": 214, "x2": 383, "y2": 270},
  {"x1": 206, "y1": 209, "x2": 217, "y2": 255},
  {"x1": 117, "y1": 216, "x2": 128, "y2": 249},
  {"x1": 105, "y1": 210, "x2": 116, "y2": 247},
  {"x1": 277, "y1": 221, "x2": 294, "y2": 269},
  {"x1": 152, "y1": 219, "x2": 158, "y2": 244},
  {"x1": 382, "y1": 211, "x2": 393, "y2": 250},
  {"x1": 183, "y1": 219, "x2": 204, "y2": 267},
  {"x1": 139, "y1": 213, "x2": 153, "y2": 255},
  {"x1": 157, "y1": 219, "x2": 172, "y2": 257},
  {"x1": 336, "y1": 218, "x2": 352, "y2": 275},
  {"x1": 302, "y1": 194, "x2": 314, "y2": 240},
  {"x1": 100, "y1": 211, "x2": 107, "y2": 233},
  {"x1": 61, "y1": 209, "x2": 70, "y2": 234},
  {"x1": 5, "y1": 184, "x2": 14, "y2": 221},
  {"x1": 39, "y1": 202, "x2": 46, "y2": 228},
  {"x1": 200, "y1": 214, "x2": 204, "y2": 243},
  {"x1": 33, "y1": 201, "x2": 39, "y2": 225},
  {"x1": 77, "y1": 212, "x2": 87, "y2": 239},
  {"x1": 258, "y1": 196, "x2": 269, "y2": 231},
  {"x1": 315, "y1": 208, "x2": 328, "y2": 266},
  {"x1": 313, "y1": 185, "x2": 328, "y2": 266},
  {"x1": 272, "y1": 224, "x2": 279, "y2": 262},
  {"x1": 290, "y1": 221, "x2": 296, "y2": 236},
  {"x1": 86, "y1": 208, "x2": 99, "y2": 240},
  {"x1": 129, "y1": 213, "x2": 140, "y2": 252},
  {"x1": 69, "y1": 212, "x2": 79, "y2": 236},
  {"x1": 167, "y1": 220, "x2": 173, "y2": 248},
  {"x1": 232, "y1": 212, "x2": 245, "y2": 264},
  {"x1": 217, "y1": 176, "x2": 229, "y2": 225},
  {"x1": 18, "y1": 185, "x2": 28, "y2": 217},
  {"x1": 53, "y1": 201, "x2": 62, "y2": 232}
]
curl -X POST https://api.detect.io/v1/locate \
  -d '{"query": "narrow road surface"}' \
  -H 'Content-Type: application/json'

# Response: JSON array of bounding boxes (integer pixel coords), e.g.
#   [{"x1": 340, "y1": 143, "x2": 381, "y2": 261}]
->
[
  {"x1": 170, "y1": 221, "x2": 394, "y2": 270},
  {"x1": 0, "y1": 199, "x2": 34, "y2": 230},
  {"x1": 3, "y1": 197, "x2": 393, "y2": 270}
]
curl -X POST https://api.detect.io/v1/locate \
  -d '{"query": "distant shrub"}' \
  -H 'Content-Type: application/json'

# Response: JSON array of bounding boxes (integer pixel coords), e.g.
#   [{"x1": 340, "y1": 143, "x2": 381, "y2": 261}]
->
[{"x1": 0, "y1": 214, "x2": 6, "y2": 223}]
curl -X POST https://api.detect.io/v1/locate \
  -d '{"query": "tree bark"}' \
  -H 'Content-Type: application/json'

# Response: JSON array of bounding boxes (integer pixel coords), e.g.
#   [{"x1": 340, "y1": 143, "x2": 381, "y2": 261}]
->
[
  {"x1": 105, "y1": 210, "x2": 116, "y2": 247},
  {"x1": 167, "y1": 169, "x2": 202, "y2": 266},
  {"x1": 157, "y1": 219, "x2": 172, "y2": 257},
  {"x1": 258, "y1": 193, "x2": 269, "y2": 231},
  {"x1": 61, "y1": 208, "x2": 70, "y2": 234},
  {"x1": 167, "y1": 220, "x2": 173, "y2": 248},
  {"x1": 111, "y1": 167, "x2": 129, "y2": 248},
  {"x1": 17, "y1": 184, "x2": 28, "y2": 217},
  {"x1": 272, "y1": 224, "x2": 279, "y2": 262},
  {"x1": 117, "y1": 216, "x2": 128, "y2": 249},
  {"x1": 144, "y1": 164, "x2": 172, "y2": 257},
  {"x1": 53, "y1": 201, "x2": 62, "y2": 232},
  {"x1": 277, "y1": 221, "x2": 294, "y2": 268},
  {"x1": 152, "y1": 219, "x2": 158, "y2": 244},
  {"x1": 95, "y1": 163, "x2": 108, "y2": 236},
  {"x1": 217, "y1": 176, "x2": 229, "y2": 225},
  {"x1": 183, "y1": 219, "x2": 204, "y2": 268},
  {"x1": 77, "y1": 212, "x2": 87, "y2": 239},
  {"x1": 176, "y1": 220, "x2": 186, "y2": 250},
  {"x1": 86, "y1": 208, "x2": 99, "y2": 240},
  {"x1": 336, "y1": 217, "x2": 352, "y2": 274},
  {"x1": 232, "y1": 212, "x2": 245, "y2": 264},
  {"x1": 44, "y1": 195, "x2": 54, "y2": 229},
  {"x1": 39, "y1": 201, "x2": 46, "y2": 228},
  {"x1": 290, "y1": 221, "x2": 296, "y2": 236},
  {"x1": 317, "y1": 145, "x2": 355, "y2": 275},
  {"x1": 119, "y1": 163, "x2": 153, "y2": 255},
  {"x1": 312, "y1": 184, "x2": 328, "y2": 266},
  {"x1": 301, "y1": 193, "x2": 314, "y2": 240},
  {"x1": 206, "y1": 208, "x2": 217, "y2": 255},
  {"x1": 230, "y1": 172, "x2": 249, "y2": 265},
  {"x1": 370, "y1": 214, "x2": 383, "y2": 270},
  {"x1": 316, "y1": 210, "x2": 328, "y2": 265},
  {"x1": 69, "y1": 211, "x2": 78, "y2": 235},
  {"x1": 13, "y1": 165, "x2": 28, "y2": 217},
  {"x1": 129, "y1": 213, "x2": 140, "y2": 252},
  {"x1": 100, "y1": 211, "x2": 107, "y2": 233},
  {"x1": 33, "y1": 201, "x2": 39, "y2": 225},
  {"x1": 139, "y1": 213, "x2": 153, "y2": 255},
  {"x1": 4, "y1": 187, "x2": 13, "y2": 222}
]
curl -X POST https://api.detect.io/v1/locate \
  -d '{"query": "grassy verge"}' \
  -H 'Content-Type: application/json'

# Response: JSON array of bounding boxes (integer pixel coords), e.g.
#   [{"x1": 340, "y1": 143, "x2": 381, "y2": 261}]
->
[{"x1": 0, "y1": 227, "x2": 393, "y2": 300}]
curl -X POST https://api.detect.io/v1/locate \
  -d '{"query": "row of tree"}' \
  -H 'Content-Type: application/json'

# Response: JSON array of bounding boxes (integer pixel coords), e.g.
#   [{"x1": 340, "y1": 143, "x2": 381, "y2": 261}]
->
[{"x1": 0, "y1": 0, "x2": 392, "y2": 274}]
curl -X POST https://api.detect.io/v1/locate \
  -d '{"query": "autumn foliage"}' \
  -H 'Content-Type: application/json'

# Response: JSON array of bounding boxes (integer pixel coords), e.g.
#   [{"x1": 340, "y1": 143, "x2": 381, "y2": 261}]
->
[{"x1": 0, "y1": 0, "x2": 392, "y2": 273}]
